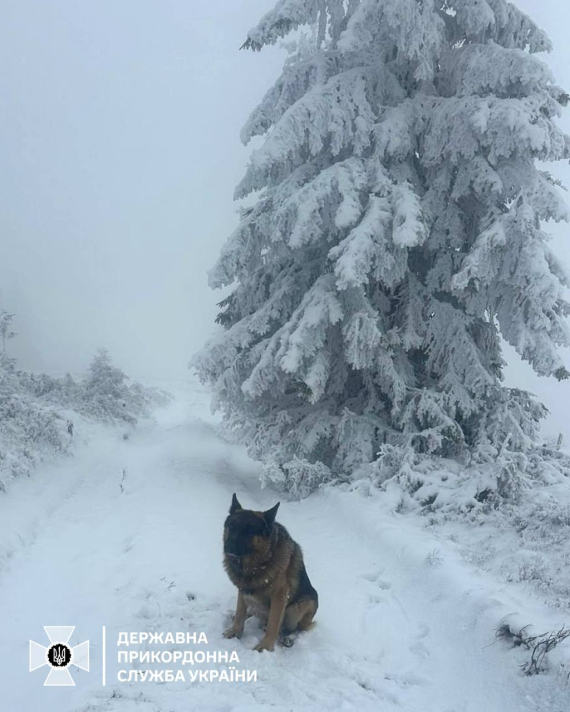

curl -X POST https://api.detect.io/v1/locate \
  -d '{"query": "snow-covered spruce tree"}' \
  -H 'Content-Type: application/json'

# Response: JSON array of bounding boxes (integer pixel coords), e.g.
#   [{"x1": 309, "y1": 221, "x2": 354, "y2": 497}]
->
[
  {"x1": 80, "y1": 349, "x2": 170, "y2": 424},
  {"x1": 81, "y1": 349, "x2": 136, "y2": 424},
  {"x1": 193, "y1": 0, "x2": 570, "y2": 497}
]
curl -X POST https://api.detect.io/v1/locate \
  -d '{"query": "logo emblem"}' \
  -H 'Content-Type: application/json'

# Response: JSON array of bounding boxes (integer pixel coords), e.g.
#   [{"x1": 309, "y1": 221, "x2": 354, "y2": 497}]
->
[{"x1": 29, "y1": 626, "x2": 89, "y2": 686}]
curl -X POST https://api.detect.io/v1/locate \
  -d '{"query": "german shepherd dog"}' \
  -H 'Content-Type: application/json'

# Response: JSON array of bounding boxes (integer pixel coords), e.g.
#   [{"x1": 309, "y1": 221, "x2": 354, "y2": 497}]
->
[{"x1": 222, "y1": 494, "x2": 318, "y2": 652}]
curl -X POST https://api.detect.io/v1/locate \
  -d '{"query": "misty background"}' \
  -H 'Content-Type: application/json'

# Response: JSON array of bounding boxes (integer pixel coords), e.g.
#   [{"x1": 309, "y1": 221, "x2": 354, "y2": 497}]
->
[{"x1": 1, "y1": 0, "x2": 569, "y2": 437}]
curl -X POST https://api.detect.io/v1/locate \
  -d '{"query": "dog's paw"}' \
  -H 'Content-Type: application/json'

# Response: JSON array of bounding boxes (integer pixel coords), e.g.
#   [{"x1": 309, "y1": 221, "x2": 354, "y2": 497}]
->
[
  {"x1": 254, "y1": 637, "x2": 275, "y2": 652},
  {"x1": 223, "y1": 627, "x2": 243, "y2": 639}
]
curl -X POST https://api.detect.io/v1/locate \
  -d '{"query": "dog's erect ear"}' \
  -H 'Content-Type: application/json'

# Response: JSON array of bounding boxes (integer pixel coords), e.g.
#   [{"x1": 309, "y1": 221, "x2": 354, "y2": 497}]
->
[
  {"x1": 229, "y1": 493, "x2": 242, "y2": 514},
  {"x1": 263, "y1": 502, "x2": 280, "y2": 527}
]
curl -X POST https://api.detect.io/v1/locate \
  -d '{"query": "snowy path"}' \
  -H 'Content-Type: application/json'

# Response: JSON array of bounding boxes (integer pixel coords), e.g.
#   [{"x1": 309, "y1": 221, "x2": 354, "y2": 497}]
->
[{"x1": 1, "y1": 382, "x2": 569, "y2": 712}]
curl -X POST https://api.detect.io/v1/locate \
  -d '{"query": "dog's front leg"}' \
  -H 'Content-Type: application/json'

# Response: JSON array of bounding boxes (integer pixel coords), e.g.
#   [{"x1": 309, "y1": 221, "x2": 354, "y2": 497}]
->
[
  {"x1": 254, "y1": 587, "x2": 289, "y2": 652},
  {"x1": 223, "y1": 590, "x2": 247, "y2": 639}
]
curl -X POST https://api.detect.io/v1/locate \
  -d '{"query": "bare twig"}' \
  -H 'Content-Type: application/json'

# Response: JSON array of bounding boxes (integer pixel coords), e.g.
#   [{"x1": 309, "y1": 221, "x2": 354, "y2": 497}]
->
[{"x1": 497, "y1": 623, "x2": 570, "y2": 675}]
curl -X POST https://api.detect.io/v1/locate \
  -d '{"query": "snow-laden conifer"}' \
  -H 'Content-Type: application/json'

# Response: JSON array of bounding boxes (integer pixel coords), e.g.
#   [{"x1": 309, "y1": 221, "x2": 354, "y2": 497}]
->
[{"x1": 194, "y1": 0, "x2": 570, "y2": 498}]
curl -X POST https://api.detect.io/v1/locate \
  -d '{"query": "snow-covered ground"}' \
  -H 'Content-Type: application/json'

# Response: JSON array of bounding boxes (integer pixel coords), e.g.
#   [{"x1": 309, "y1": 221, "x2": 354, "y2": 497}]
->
[{"x1": 1, "y1": 380, "x2": 570, "y2": 712}]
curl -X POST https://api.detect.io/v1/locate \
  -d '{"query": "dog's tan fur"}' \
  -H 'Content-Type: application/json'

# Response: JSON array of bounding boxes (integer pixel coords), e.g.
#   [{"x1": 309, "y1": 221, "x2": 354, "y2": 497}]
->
[{"x1": 222, "y1": 495, "x2": 318, "y2": 652}]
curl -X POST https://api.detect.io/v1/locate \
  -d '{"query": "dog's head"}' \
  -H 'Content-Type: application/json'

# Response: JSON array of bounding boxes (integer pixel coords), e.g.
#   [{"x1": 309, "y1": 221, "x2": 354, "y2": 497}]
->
[{"x1": 223, "y1": 493, "x2": 280, "y2": 560}]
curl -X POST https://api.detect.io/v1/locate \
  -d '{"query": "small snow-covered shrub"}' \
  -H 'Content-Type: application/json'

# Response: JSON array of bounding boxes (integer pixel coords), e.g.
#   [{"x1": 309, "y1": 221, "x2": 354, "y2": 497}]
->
[
  {"x1": 425, "y1": 548, "x2": 443, "y2": 568},
  {"x1": 261, "y1": 457, "x2": 335, "y2": 500},
  {"x1": 76, "y1": 349, "x2": 170, "y2": 424},
  {"x1": 495, "y1": 451, "x2": 531, "y2": 500},
  {"x1": 498, "y1": 623, "x2": 570, "y2": 676},
  {"x1": 0, "y1": 396, "x2": 65, "y2": 489},
  {"x1": 0, "y1": 346, "x2": 170, "y2": 491},
  {"x1": 0, "y1": 353, "x2": 67, "y2": 490},
  {"x1": 16, "y1": 349, "x2": 170, "y2": 426},
  {"x1": 366, "y1": 437, "x2": 570, "y2": 515},
  {"x1": 516, "y1": 556, "x2": 549, "y2": 585},
  {"x1": 371, "y1": 444, "x2": 421, "y2": 489}
]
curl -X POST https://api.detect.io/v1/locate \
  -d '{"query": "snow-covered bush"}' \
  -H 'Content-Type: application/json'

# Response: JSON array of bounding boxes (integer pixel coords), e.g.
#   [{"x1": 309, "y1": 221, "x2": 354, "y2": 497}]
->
[
  {"x1": 17, "y1": 350, "x2": 170, "y2": 425},
  {"x1": 0, "y1": 352, "x2": 67, "y2": 490},
  {"x1": 76, "y1": 350, "x2": 170, "y2": 423},
  {"x1": 0, "y1": 343, "x2": 170, "y2": 491},
  {"x1": 366, "y1": 438, "x2": 570, "y2": 513},
  {"x1": 261, "y1": 457, "x2": 336, "y2": 499},
  {"x1": 17, "y1": 370, "x2": 79, "y2": 405},
  {"x1": 497, "y1": 623, "x2": 570, "y2": 675},
  {"x1": 194, "y1": 0, "x2": 570, "y2": 496}
]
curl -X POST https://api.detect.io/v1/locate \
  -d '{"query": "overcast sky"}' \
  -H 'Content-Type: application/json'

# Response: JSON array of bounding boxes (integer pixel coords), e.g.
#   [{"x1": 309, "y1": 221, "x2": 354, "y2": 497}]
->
[
  {"x1": 1, "y1": 1, "x2": 570, "y2": 436},
  {"x1": 0, "y1": 0, "x2": 282, "y2": 379}
]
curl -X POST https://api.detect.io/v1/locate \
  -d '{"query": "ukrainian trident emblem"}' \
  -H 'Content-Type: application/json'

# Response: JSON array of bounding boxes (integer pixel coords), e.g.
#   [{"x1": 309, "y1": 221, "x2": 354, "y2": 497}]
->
[{"x1": 29, "y1": 626, "x2": 89, "y2": 686}]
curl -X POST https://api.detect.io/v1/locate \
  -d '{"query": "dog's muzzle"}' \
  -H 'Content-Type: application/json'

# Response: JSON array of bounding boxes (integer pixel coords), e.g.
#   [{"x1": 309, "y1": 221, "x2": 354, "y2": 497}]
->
[{"x1": 224, "y1": 542, "x2": 243, "y2": 558}]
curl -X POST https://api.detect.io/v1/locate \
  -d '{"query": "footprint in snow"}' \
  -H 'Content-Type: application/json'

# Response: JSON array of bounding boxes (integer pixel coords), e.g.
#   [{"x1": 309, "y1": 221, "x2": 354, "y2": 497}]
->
[{"x1": 409, "y1": 622, "x2": 431, "y2": 659}]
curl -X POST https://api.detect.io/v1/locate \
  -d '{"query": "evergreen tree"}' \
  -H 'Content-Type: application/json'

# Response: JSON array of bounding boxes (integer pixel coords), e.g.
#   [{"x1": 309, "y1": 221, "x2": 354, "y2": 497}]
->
[
  {"x1": 194, "y1": 0, "x2": 570, "y2": 493},
  {"x1": 82, "y1": 348, "x2": 135, "y2": 423},
  {"x1": 81, "y1": 349, "x2": 170, "y2": 424}
]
